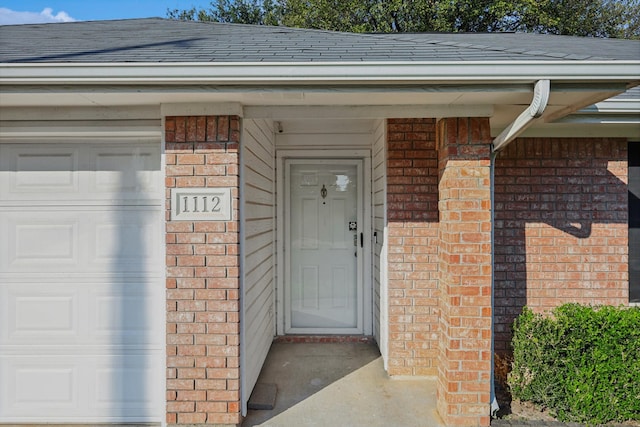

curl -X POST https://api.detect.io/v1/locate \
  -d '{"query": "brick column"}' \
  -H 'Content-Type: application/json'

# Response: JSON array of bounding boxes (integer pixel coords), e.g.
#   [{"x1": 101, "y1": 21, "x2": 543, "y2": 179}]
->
[
  {"x1": 436, "y1": 118, "x2": 493, "y2": 427},
  {"x1": 165, "y1": 116, "x2": 241, "y2": 426}
]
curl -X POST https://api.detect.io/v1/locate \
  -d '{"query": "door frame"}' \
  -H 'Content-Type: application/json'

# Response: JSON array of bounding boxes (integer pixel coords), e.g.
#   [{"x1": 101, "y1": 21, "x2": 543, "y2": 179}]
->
[{"x1": 276, "y1": 150, "x2": 372, "y2": 336}]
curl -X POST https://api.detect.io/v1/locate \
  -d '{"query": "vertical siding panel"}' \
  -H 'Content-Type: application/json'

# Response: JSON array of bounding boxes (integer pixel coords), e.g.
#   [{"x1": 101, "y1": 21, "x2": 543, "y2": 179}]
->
[
  {"x1": 241, "y1": 119, "x2": 276, "y2": 414},
  {"x1": 372, "y1": 119, "x2": 388, "y2": 367}
]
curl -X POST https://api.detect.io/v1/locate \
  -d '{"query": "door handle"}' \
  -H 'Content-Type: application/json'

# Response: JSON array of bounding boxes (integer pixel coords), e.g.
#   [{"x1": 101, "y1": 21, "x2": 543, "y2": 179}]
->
[{"x1": 360, "y1": 233, "x2": 363, "y2": 248}]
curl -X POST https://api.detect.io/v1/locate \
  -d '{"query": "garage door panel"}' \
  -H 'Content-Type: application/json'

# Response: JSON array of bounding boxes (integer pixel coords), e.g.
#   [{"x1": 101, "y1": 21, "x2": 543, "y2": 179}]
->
[
  {"x1": 92, "y1": 355, "x2": 163, "y2": 414},
  {"x1": 90, "y1": 210, "x2": 162, "y2": 269},
  {"x1": 15, "y1": 366, "x2": 77, "y2": 407},
  {"x1": 1, "y1": 283, "x2": 80, "y2": 346},
  {"x1": 90, "y1": 284, "x2": 164, "y2": 346},
  {"x1": 2, "y1": 211, "x2": 80, "y2": 271},
  {"x1": 13, "y1": 224, "x2": 77, "y2": 267},
  {"x1": 0, "y1": 354, "x2": 162, "y2": 421},
  {"x1": 0, "y1": 143, "x2": 161, "y2": 202},
  {"x1": 1, "y1": 357, "x2": 81, "y2": 418},
  {"x1": 1, "y1": 281, "x2": 162, "y2": 347},
  {"x1": 92, "y1": 147, "x2": 160, "y2": 197},
  {"x1": 0, "y1": 145, "x2": 80, "y2": 196},
  {"x1": 10, "y1": 294, "x2": 78, "y2": 337},
  {"x1": 1, "y1": 207, "x2": 161, "y2": 273}
]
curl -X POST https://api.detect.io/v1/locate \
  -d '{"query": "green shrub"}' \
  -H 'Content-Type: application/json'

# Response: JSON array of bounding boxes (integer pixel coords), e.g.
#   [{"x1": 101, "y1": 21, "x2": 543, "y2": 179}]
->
[{"x1": 508, "y1": 304, "x2": 640, "y2": 424}]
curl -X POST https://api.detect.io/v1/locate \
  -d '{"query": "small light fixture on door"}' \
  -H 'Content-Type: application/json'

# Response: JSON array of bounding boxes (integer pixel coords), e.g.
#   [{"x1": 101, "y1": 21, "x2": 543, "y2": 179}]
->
[{"x1": 321, "y1": 184, "x2": 327, "y2": 204}]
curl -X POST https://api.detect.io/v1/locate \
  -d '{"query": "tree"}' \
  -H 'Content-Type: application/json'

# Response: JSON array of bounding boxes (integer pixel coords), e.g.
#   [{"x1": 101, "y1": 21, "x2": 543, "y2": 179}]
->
[
  {"x1": 167, "y1": 0, "x2": 281, "y2": 25},
  {"x1": 167, "y1": 0, "x2": 640, "y2": 39}
]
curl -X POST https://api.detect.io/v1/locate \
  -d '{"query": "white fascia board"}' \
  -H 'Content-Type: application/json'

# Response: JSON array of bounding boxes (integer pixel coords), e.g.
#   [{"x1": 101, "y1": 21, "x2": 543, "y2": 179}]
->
[
  {"x1": 1, "y1": 61, "x2": 639, "y2": 85},
  {"x1": 243, "y1": 104, "x2": 493, "y2": 119},
  {"x1": 553, "y1": 114, "x2": 640, "y2": 124},
  {"x1": 578, "y1": 99, "x2": 640, "y2": 114},
  {"x1": 0, "y1": 105, "x2": 160, "y2": 121},
  {"x1": 161, "y1": 102, "x2": 244, "y2": 117}
]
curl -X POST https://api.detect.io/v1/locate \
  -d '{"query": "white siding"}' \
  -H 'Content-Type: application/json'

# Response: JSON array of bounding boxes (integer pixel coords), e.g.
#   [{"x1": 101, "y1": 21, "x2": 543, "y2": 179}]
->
[
  {"x1": 275, "y1": 119, "x2": 374, "y2": 150},
  {"x1": 372, "y1": 119, "x2": 388, "y2": 368},
  {"x1": 241, "y1": 119, "x2": 276, "y2": 414}
]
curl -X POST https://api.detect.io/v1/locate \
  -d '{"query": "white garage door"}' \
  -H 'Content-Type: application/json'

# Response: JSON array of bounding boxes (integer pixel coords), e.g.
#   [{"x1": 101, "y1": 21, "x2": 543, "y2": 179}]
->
[{"x1": 0, "y1": 141, "x2": 164, "y2": 423}]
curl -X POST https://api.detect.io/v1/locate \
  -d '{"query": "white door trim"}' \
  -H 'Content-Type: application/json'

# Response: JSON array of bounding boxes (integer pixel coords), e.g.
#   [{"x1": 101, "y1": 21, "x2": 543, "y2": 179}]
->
[
  {"x1": 276, "y1": 150, "x2": 372, "y2": 336},
  {"x1": 285, "y1": 159, "x2": 363, "y2": 334}
]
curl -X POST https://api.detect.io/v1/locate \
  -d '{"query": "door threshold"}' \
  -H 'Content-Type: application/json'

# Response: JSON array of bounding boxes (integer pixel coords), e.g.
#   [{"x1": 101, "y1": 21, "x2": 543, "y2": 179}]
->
[{"x1": 274, "y1": 335, "x2": 374, "y2": 344}]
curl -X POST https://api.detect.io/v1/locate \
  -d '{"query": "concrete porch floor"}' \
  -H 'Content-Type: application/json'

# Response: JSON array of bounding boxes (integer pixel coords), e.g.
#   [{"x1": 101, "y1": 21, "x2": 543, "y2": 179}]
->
[{"x1": 242, "y1": 341, "x2": 445, "y2": 427}]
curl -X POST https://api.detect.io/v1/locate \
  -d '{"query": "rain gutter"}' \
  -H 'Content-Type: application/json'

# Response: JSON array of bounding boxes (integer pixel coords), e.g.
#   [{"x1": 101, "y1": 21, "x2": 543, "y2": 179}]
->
[{"x1": 1, "y1": 61, "x2": 638, "y2": 85}]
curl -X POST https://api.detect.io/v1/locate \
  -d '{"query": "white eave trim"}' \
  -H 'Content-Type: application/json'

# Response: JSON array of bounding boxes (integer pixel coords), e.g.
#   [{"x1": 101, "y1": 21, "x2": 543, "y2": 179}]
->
[
  {"x1": 579, "y1": 98, "x2": 640, "y2": 114},
  {"x1": 1, "y1": 61, "x2": 639, "y2": 85}
]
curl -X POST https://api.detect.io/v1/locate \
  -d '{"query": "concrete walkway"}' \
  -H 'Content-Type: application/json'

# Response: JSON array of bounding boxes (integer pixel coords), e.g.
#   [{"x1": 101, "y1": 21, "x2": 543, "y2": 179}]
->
[{"x1": 242, "y1": 342, "x2": 445, "y2": 427}]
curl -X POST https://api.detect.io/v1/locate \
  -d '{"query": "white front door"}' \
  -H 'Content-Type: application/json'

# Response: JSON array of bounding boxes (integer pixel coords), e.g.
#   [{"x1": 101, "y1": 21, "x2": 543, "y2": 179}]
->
[{"x1": 285, "y1": 159, "x2": 363, "y2": 334}]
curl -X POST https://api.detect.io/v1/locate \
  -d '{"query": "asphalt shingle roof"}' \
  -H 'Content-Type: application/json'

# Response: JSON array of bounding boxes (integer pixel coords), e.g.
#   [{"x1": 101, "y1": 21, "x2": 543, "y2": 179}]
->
[{"x1": 1, "y1": 18, "x2": 639, "y2": 63}]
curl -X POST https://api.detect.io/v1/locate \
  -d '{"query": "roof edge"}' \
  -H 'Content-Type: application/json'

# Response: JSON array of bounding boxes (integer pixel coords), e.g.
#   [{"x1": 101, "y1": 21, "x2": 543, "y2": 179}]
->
[{"x1": 1, "y1": 61, "x2": 639, "y2": 85}]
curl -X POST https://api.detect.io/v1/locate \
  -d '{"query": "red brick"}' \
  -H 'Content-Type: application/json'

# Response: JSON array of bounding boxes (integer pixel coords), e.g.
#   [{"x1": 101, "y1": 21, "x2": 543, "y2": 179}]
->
[
  {"x1": 194, "y1": 222, "x2": 226, "y2": 232},
  {"x1": 195, "y1": 116, "x2": 206, "y2": 141},
  {"x1": 494, "y1": 138, "x2": 628, "y2": 353},
  {"x1": 196, "y1": 379, "x2": 227, "y2": 390},
  {"x1": 195, "y1": 164, "x2": 226, "y2": 175},
  {"x1": 166, "y1": 116, "x2": 242, "y2": 424},
  {"x1": 196, "y1": 401, "x2": 227, "y2": 412},
  {"x1": 175, "y1": 176, "x2": 206, "y2": 187},
  {"x1": 177, "y1": 368, "x2": 206, "y2": 379},
  {"x1": 167, "y1": 379, "x2": 195, "y2": 390},
  {"x1": 206, "y1": 368, "x2": 239, "y2": 379},
  {"x1": 177, "y1": 345, "x2": 206, "y2": 356},
  {"x1": 176, "y1": 390, "x2": 206, "y2": 401},
  {"x1": 208, "y1": 413, "x2": 242, "y2": 425},
  {"x1": 176, "y1": 278, "x2": 206, "y2": 289},
  {"x1": 176, "y1": 255, "x2": 206, "y2": 267},
  {"x1": 166, "y1": 165, "x2": 194, "y2": 176},
  {"x1": 166, "y1": 222, "x2": 193, "y2": 233},
  {"x1": 195, "y1": 357, "x2": 227, "y2": 368},
  {"x1": 177, "y1": 412, "x2": 206, "y2": 423},
  {"x1": 207, "y1": 390, "x2": 239, "y2": 401},
  {"x1": 174, "y1": 117, "x2": 186, "y2": 142},
  {"x1": 194, "y1": 289, "x2": 226, "y2": 300}
]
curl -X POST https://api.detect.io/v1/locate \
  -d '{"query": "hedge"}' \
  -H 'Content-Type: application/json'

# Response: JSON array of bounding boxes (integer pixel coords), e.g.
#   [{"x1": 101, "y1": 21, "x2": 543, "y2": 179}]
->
[{"x1": 508, "y1": 304, "x2": 640, "y2": 424}]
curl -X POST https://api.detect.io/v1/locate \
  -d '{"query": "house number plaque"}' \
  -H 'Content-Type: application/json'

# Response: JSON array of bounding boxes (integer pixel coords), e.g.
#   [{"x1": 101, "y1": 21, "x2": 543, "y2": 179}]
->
[{"x1": 171, "y1": 188, "x2": 232, "y2": 221}]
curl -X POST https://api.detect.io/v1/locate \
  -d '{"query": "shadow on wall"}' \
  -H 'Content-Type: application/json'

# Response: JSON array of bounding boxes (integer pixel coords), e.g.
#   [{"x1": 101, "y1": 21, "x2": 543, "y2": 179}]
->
[
  {"x1": 110, "y1": 147, "x2": 159, "y2": 420},
  {"x1": 384, "y1": 118, "x2": 442, "y2": 377},
  {"x1": 493, "y1": 138, "x2": 629, "y2": 355}
]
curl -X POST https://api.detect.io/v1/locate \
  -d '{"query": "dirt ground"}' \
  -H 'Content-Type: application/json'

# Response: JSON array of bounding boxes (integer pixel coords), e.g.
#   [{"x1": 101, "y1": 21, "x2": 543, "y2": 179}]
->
[
  {"x1": 493, "y1": 352, "x2": 556, "y2": 421},
  {"x1": 494, "y1": 381, "x2": 558, "y2": 422}
]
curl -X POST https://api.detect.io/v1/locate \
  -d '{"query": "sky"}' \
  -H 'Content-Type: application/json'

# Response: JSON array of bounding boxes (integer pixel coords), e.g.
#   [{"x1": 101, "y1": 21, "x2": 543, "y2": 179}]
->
[{"x1": 0, "y1": 1, "x2": 214, "y2": 25}]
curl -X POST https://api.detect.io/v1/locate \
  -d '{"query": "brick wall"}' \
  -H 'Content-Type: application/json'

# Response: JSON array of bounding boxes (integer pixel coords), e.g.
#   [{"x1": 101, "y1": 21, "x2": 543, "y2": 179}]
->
[
  {"x1": 436, "y1": 118, "x2": 493, "y2": 427},
  {"x1": 165, "y1": 116, "x2": 241, "y2": 426},
  {"x1": 386, "y1": 118, "x2": 440, "y2": 376},
  {"x1": 494, "y1": 138, "x2": 629, "y2": 354}
]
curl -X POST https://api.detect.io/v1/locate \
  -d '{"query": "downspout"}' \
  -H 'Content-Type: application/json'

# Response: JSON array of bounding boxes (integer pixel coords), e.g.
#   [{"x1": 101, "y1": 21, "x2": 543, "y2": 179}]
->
[
  {"x1": 489, "y1": 79, "x2": 551, "y2": 418},
  {"x1": 492, "y1": 79, "x2": 551, "y2": 153},
  {"x1": 490, "y1": 151, "x2": 499, "y2": 417}
]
